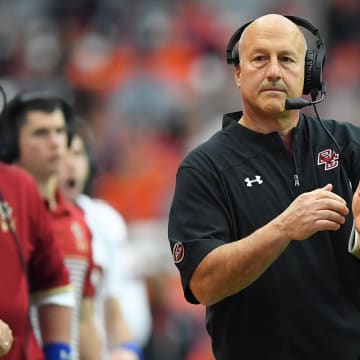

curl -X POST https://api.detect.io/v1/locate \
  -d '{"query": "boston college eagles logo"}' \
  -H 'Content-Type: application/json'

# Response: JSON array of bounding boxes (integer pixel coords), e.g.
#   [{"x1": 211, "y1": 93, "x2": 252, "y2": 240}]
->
[
  {"x1": 317, "y1": 149, "x2": 339, "y2": 171},
  {"x1": 173, "y1": 242, "x2": 185, "y2": 264}
]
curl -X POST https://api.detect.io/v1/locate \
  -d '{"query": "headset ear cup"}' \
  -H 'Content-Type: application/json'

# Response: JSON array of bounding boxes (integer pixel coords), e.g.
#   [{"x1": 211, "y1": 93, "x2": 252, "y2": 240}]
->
[
  {"x1": 303, "y1": 49, "x2": 314, "y2": 95},
  {"x1": 232, "y1": 50, "x2": 239, "y2": 66},
  {"x1": 0, "y1": 99, "x2": 20, "y2": 163},
  {"x1": 0, "y1": 129, "x2": 18, "y2": 163},
  {"x1": 61, "y1": 102, "x2": 75, "y2": 146}
]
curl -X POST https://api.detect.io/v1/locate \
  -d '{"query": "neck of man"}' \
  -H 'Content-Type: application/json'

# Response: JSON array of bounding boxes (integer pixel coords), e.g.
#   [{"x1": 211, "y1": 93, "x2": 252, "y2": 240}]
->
[
  {"x1": 239, "y1": 109, "x2": 299, "y2": 151},
  {"x1": 36, "y1": 175, "x2": 58, "y2": 210}
]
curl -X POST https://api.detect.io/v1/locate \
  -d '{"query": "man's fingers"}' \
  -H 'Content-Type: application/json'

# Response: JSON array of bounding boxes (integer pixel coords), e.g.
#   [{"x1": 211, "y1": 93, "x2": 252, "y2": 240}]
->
[{"x1": 0, "y1": 320, "x2": 13, "y2": 357}]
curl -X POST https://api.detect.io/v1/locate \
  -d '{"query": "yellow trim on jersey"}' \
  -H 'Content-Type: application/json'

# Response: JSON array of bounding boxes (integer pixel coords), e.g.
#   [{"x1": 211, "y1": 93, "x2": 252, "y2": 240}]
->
[{"x1": 30, "y1": 284, "x2": 74, "y2": 303}]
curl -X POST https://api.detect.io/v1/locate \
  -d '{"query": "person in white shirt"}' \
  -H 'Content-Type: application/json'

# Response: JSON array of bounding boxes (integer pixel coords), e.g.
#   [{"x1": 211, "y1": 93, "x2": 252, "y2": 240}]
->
[{"x1": 58, "y1": 118, "x2": 151, "y2": 360}]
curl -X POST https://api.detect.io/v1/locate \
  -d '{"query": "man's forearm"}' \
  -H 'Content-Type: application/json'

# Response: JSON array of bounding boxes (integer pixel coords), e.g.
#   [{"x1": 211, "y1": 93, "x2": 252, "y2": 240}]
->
[
  {"x1": 38, "y1": 304, "x2": 72, "y2": 344},
  {"x1": 79, "y1": 297, "x2": 101, "y2": 360}
]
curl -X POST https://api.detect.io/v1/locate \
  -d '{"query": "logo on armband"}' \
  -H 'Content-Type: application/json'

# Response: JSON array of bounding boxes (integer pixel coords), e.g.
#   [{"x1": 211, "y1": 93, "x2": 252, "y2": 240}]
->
[{"x1": 173, "y1": 242, "x2": 185, "y2": 264}]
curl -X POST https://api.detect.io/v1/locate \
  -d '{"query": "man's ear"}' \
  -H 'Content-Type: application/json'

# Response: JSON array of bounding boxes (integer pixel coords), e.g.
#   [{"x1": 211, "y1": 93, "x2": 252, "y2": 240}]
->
[{"x1": 234, "y1": 66, "x2": 241, "y2": 88}]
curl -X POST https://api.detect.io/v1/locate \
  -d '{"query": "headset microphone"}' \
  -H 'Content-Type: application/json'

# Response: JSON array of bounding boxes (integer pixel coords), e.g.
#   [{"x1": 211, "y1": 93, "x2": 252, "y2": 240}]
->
[
  {"x1": 285, "y1": 82, "x2": 326, "y2": 110},
  {"x1": 284, "y1": 98, "x2": 311, "y2": 110}
]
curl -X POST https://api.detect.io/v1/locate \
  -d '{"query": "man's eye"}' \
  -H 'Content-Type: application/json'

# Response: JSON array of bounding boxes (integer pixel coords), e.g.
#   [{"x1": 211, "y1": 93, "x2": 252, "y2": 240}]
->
[
  {"x1": 281, "y1": 56, "x2": 294, "y2": 63},
  {"x1": 34, "y1": 130, "x2": 47, "y2": 137},
  {"x1": 253, "y1": 55, "x2": 266, "y2": 62}
]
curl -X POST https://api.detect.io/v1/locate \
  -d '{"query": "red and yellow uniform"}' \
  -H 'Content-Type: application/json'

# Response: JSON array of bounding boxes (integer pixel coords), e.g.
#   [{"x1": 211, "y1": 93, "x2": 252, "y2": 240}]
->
[
  {"x1": 46, "y1": 189, "x2": 95, "y2": 360},
  {"x1": 0, "y1": 163, "x2": 71, "y2": 360}
]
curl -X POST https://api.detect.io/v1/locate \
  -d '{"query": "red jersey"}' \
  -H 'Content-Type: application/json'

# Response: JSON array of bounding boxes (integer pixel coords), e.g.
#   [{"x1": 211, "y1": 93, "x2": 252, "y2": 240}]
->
[
  {"x1": 46, "y1": 189, "x2": 95, "y2": 360},
  {"x1": 0, "y1": 163, "x2": 71, "y2": 360}
]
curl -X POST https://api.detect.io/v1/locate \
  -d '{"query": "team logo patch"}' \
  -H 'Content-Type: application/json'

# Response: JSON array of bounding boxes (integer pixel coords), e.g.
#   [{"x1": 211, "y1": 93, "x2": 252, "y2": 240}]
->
[
  {"x1": 173, "y1": 242, "x2": 185, "y2": 264},
  {"x1": 317, "y1": 149, "x2": 339, "y2": 171}
]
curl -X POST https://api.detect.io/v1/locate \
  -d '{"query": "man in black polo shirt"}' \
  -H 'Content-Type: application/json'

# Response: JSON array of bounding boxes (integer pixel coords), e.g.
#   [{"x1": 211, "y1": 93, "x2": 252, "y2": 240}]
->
[{"x1": 168, "y1": 13, "x2": 360, "y2": 360}]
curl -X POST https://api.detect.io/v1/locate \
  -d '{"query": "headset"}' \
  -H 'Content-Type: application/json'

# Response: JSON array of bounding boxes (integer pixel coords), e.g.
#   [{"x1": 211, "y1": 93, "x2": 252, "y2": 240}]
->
[
  {"x1": 226, "y1": 15, "x2": 326, "y2": 109},
  {"x1": 226, "y1": 15, "x2": 353, "y2": 195},
  {"x1": 0, "y1": 90, "x2": 75, "y2": 163}
]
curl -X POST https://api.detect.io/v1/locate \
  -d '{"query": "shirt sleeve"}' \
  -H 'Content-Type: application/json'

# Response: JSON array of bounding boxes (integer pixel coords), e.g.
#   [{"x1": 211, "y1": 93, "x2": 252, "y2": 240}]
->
[
  {"x1": 25, "y1": 178, "x2": 72, "y2": 298},
  {"x1": 168, "y1": 164, "x2": 230, "y2": 304}
]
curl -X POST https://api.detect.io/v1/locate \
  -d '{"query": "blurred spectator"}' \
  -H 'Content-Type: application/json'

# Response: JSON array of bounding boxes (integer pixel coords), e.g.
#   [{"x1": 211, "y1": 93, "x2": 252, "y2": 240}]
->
[
  {"x1": 58, "y1": 118, "x2": 151, "y2": 358},
  {"x1": 326, "y1": 0, "x2": 360, "y2": 50}
]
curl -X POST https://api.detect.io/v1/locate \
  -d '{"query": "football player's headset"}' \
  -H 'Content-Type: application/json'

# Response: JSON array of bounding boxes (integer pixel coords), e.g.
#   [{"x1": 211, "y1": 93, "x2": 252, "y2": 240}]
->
[{"x1": 226, "y1": 15, "x2": 352, "y2": 193}]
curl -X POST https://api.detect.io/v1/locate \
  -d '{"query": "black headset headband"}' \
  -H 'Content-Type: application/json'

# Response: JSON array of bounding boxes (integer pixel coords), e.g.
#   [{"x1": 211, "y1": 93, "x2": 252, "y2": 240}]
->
[
  {"x1": 226, "y1": 15, "x2": 323, "y2": 65},
  {"x1": 6, "y1": 90, "x2": 73, "y2": 120}
]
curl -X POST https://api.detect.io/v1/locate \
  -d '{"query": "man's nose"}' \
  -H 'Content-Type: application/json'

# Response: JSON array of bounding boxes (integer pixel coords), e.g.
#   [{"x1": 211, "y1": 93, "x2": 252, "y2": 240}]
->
[
  {"x1": 266, "y1": 59, "x2": 282, "y2": 79},
  {"x1": 48, "y1": 132, "x2": 64, "y2": 146}
]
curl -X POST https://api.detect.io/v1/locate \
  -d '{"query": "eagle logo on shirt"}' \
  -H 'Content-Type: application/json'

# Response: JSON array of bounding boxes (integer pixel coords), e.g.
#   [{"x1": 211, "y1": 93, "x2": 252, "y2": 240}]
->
[
  {"x1": 0, "y1": 201, "x2": 15, "y2": 232},
  {"x1": 173, "y1": 242, "x2": 185, "y2": 264},
  {"x1": 317, "y1": 149, "x2": 339, "y2": 171}
]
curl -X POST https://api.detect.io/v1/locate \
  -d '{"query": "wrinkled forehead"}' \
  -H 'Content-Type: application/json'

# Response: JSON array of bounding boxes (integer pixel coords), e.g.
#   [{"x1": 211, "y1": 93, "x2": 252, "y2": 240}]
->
[{"x1": 239, "y1": 15, "x2": 306, "y2": 53}]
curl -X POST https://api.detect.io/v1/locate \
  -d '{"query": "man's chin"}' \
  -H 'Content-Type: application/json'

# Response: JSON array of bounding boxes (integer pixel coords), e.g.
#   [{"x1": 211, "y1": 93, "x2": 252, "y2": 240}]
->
[
  {"x1": 257, "y1": 95, "x2": 286, "y2": 112},
  {"x1": 262, "y1": 103, "x2": 286, "y2": 114},
  {"x1": 61, "y1": 187, "x2": 78, "y2": 202}
]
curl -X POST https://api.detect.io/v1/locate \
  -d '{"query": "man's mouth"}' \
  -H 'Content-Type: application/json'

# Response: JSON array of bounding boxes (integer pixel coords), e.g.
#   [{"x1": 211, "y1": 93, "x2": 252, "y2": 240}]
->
[
  {"x1": 262, "y1": 88, "x2": 285, "y2": 92},
  {"x1": 66, "y1": 179, "x2": 76, "y2": 189}
]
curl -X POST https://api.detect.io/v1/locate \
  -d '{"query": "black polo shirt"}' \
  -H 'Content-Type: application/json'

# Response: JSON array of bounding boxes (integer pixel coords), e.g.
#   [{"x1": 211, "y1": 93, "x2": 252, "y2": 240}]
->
[{"x1": 168, "y1": 111, "x2": 360, "y2": 359}]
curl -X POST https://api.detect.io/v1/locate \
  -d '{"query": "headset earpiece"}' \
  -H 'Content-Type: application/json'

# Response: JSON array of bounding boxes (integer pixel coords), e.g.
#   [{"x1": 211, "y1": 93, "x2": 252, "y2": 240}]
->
[
  {"x1": 226, "y1": 15, "x2": 326, "y2": 96},
  {"x1": 226, "y1": 20, "x2": 252, "y2": 66},
  {"x1": 229, "y1": 49, "x2": 239, "y2": 66},
  {"x1": 303, "y1": 49, "x2": 314, "y2": 95}
]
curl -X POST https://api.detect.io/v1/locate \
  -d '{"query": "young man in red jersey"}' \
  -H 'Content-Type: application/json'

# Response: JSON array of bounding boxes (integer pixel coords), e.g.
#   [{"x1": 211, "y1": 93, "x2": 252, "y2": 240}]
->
[
  {"x1": 0, "y1": 158, "x2": 74, "y2": 360},
  {"x1": 1, "y1": 90, "x2": 101, "y2": 360}
]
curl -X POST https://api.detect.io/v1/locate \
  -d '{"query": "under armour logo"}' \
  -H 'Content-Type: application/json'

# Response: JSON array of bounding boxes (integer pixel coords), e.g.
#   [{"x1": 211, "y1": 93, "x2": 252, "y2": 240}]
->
[
  {"x1": 317, "y1": 149, "x2": 339, "y2": 171},
  {"x1": 244, "y1": 175, "x2": 263, "y2": 187}
]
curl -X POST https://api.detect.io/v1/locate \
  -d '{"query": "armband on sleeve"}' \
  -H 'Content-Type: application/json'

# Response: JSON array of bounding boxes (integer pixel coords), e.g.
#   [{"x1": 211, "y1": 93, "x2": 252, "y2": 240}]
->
[
  {"x1": 43, "y1": 342, "x2": 71, "y2": 360},
  {"x1": 112, "y1": 342, "x2": 144, "y2": 360},
  {"x1": 32, "y1": 285, "x2": 75, "y2": 307}
]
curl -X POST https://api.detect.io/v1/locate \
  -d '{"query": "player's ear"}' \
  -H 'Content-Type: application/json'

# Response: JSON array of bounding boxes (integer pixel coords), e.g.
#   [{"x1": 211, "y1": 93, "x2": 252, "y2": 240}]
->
[{"x1": 234, "y1": 65, "x2": 241, "y2": 88}]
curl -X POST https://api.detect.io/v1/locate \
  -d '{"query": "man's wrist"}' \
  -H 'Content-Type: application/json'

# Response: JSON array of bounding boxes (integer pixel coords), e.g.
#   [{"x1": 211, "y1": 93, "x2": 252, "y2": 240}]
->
[
  {"x1": 111, "y1": 342, "x2": 143, "y2": 360},
  {"x1": 43, "y1": 342, "x2": 71, "y2": 360}
]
